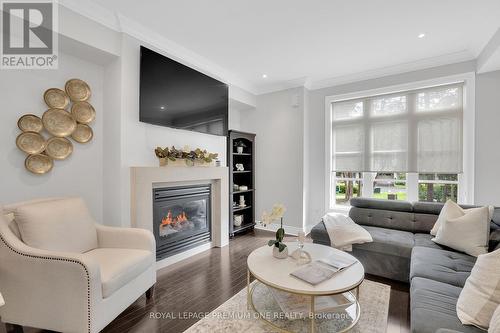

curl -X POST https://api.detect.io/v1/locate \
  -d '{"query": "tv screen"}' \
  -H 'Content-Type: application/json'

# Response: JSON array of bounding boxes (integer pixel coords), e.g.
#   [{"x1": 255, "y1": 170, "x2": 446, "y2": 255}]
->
[{"x1": 139, "y1": 46, "x2": 228, "y2": 136}]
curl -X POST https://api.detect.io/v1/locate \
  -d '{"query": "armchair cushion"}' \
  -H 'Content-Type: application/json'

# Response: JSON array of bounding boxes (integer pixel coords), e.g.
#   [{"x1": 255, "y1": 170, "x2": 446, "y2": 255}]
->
[
  {"x1": 14, "y1": 197, "x2": 98, "y2": 253},
  {"x1": 82, "y1": 248, "x2": 154, "y2": 298}
]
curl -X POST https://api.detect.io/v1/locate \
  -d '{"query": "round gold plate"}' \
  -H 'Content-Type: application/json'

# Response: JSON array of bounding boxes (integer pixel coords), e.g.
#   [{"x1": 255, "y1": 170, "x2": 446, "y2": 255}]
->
[
  {"x1": 65, "y1": 79, "x2": 91, "y2": 101},
  {"x1": 17, "y1": 114, "x2": 43, "y2": 132},
  {"x1": 25, "y1": 154, "x2": 53, "y2": 174},
  {"x1": 71, "y1": 101, "x2": 96, "y2": 124},
  {"x1": 71, "y1": 124, "x2": 93, "y2": 143},
  {"x1": 45, "y1": 137, "x2": 73, "y2": 160},
  {"x1": 42, "y1": 108, "x2": 77, "y2": 137},
  {"x1": 16, "y1": 131, "x2": 46, "y2": 154},
  {"x1": 43, "y1": 88, "x2": 70, "y2": 109}
]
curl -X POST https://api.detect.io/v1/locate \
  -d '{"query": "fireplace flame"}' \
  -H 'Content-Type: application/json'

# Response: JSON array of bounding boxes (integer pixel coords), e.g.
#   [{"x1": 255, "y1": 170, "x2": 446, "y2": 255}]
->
[{"x1": 161, "y1": 210, "x2": 188, "y2": 226}]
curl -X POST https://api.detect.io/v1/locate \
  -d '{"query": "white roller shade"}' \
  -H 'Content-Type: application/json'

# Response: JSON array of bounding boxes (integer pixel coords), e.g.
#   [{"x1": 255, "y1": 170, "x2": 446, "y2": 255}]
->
[{"x1": 331, "y1": 83, "x2": 463, "y2": 173}]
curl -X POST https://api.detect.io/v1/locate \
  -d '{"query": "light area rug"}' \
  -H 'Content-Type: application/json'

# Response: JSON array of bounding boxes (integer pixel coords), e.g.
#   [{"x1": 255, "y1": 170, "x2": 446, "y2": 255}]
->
[{"x1": 184, "y1": 280, "x2": 390, "y2": 333}]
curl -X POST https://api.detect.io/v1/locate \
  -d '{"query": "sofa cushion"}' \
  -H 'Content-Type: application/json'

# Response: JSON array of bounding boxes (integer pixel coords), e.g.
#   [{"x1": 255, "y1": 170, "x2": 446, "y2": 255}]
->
[
  {"x1": 410, "y1": 277, "x2": 483, "y2": 333},
  {"x1": 410, "y1": 247, "x2": 476, "y2": 288},
  {"x1": 457, "y1": 249, "x2": 500, "y2": 330},
  {"x1": 350, "y1": 197, "x2": 413, "y2": 212},
  {"x1": 433, "y1": 206, "x2": 490, "y2": 257},
  {"x1": 14, "y1": 197, "x2": 98, "y2": 253},
  {"x1": 490, "y1": 305, "x2": 500, "y2": 333},
  {"x1": 353, "y1": 226, "x2": 414, "y2": 258},
  {"x1": 82, "y1": 248, "x2": 154, "y2": 298},
  {"x1": 310, "y1": 222, "x2": 331, "y2": 245},
  {"x1": 414, "y1": 233, "x2": 444, "y2": 250},
  {"x1": 350, "y1": 207, "x2": 417, "y2": 232}
]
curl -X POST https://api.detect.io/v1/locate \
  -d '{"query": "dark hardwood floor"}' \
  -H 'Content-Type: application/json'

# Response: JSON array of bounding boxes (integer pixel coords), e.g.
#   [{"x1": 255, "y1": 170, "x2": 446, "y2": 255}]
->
[{"x1": 2, "y1": 232, "x2": 410, "y2": 333}]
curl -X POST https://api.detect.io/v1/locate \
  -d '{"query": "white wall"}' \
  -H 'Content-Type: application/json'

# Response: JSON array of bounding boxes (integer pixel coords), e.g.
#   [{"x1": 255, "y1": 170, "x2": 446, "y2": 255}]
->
[
  {"x1": 240, "y1": 87, "x2": 306, "y2": 229},
  {"x1": 0, "y1": 52, "x2": 105, "y2": 222},
  {"x1": 475, "y1": 70, "x2": 500, "y2": 205}
]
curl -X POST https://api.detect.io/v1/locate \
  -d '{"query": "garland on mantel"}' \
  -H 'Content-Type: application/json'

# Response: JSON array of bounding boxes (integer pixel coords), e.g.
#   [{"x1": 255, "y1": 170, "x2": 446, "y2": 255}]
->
[{"x1": 155, "y1": 146, "x2": 218, "y2": 165}]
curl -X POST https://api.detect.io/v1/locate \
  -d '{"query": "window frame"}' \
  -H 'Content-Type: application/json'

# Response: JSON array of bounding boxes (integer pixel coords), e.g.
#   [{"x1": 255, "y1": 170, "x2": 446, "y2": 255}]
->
[{"x1": 325, "y1": 73, "x2": 475, "y2": 212}]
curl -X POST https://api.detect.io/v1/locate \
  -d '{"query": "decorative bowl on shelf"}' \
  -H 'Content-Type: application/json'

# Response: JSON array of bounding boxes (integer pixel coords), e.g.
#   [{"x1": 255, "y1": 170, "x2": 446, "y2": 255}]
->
[{"x1": 234, "y1": 214, "x2": 243, "y2": 227}]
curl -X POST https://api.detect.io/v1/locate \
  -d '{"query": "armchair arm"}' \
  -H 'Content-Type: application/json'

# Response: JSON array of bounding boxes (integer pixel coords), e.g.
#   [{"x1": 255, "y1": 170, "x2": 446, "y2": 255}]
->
[
  {"x1": 95, "y1": 224, "x2": 155, "y2": 253},
  {"x1": 0, "y1": 218, "x2": 101, "y2": 333}
]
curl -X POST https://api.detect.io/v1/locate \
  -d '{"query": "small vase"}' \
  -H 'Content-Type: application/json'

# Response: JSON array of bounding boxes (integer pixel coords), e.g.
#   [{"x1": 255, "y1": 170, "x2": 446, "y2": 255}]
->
[
  {"x1": 273, "y1": 246, "x2": 288, "y2": 259},
  {"x1": 236, "y1": 146, "x2": 244, "y2": 154},
  {"x1": 159, "y1": 158, "x2": 167, "y2": 166}
]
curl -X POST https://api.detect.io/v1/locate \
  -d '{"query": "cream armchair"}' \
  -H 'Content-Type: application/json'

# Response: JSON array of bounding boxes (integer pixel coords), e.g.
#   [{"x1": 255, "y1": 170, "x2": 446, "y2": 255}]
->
[{"x1": 0, "y1": 198, "x2": 156, "y2": 333}]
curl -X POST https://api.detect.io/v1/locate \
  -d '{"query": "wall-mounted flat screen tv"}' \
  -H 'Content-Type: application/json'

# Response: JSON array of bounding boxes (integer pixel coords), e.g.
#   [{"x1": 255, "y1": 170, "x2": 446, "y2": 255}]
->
[{"x1": 139, "y1": 46, "x2": 228, "y2": 136}]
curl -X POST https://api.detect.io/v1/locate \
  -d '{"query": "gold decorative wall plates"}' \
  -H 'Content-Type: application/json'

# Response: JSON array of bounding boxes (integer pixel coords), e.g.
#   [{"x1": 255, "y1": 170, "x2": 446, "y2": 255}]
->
[
  {"x1": 65, "y1": 79, "x2": 91, "y2": 101},
  {"x1": 43, "y1": 88, "x2": 70, "y2": 109},
  {"x1": 71, "y1": 124, "x2": 93, "y2": 143},
  {"x1": 25, "y1": 154, "x2": 53, "y2": 174},
  {"x1": 42, "y1": 108, "x2": 77, "y2": 137},
  {"x1": 45, "y1": 137, "x2": 73, "y2": 160},
  {"x1": 71, "y1": 101, "x2": 96, "y2": 124},
  {"x1": 16, "y1": 132, "x2": 46, "y2": 154},
  {"x1": 17, "y1": 114, "x2": 43, "y2": 133}
]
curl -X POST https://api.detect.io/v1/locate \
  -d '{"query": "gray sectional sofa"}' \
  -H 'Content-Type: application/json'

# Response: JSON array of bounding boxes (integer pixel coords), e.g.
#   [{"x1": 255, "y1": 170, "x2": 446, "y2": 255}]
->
[{"x1": 310, "y1": 198, "x2": 500, "y2": 333}]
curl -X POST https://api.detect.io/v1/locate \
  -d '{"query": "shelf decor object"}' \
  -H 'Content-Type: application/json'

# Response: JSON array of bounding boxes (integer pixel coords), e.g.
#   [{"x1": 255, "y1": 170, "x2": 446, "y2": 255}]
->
[
  {"x1": 228, "y1": 130, "x2": 256, "y2": 237},
  {"x1": 15, "y1": 78, "x2": 95, "y2": 174},
  {"x1": 154, "y1": 146, "x2": 218, "y2": 166}
]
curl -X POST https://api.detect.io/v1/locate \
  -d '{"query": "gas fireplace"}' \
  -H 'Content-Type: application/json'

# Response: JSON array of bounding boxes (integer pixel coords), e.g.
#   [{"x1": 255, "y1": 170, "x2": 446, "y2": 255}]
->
[{"x1": 153, "y1": 184, "x2": 212, "y2": 260}]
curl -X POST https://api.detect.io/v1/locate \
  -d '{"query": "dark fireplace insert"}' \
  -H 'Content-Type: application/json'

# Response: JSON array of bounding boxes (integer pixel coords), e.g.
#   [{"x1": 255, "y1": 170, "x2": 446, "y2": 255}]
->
[{"x1": 153, "y1": 184, "x2": 212, "y2": 260}]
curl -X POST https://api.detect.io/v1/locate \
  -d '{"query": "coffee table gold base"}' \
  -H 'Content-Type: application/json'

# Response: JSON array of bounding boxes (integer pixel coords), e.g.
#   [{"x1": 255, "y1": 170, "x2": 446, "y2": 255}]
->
[{"x1": 247, "y1": 269, "x2": 361, "y2": 333}]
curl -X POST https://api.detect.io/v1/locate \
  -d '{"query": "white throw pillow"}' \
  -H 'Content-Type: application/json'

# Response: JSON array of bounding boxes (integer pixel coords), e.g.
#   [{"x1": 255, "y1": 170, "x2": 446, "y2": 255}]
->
[
  {"x1": 431, "y1": 200, "x2": 464, "y2": 236},
  {"x1": 14, "y1": 197, "x2": 98, "y2": 253},
  {"x1": 457, "y1": 249, "x2": 500, "y2": 330},
  {"x1": 431, "y1": 200, "x2": 494, "y2": 236},
  {"x1": 433, "y1": 206, "x2": 490, "y2": 256},
  {"x1": 490, "y1": 305, "x2": 500, "y2": 333},
  {"x1": 322, "y1": 213, "x2": 373, "y2": 250}
]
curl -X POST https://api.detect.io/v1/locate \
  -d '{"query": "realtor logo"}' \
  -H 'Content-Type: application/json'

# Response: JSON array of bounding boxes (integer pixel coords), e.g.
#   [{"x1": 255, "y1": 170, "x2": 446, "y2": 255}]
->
[{"x1": 1, "y1": 0, "x2": 58, "y2": 69}]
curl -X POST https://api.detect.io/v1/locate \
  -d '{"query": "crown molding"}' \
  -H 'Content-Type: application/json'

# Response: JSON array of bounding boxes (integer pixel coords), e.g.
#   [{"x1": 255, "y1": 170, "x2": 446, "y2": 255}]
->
[
  {"x1": 477, "y1": 27, "x2": 500, "y2": 73},
  {"x1": 256, "y1": 50, "x2": 475, "y2": 95},
  {"x1": 59, "y1": 0, "x2": 258, "y2": 94},
  {"x1": 59, "y1": 0, "x2": 120, "y2": 31},
  {"x1": 308, "y1": 50, "x2": 475, "y2": 91}
]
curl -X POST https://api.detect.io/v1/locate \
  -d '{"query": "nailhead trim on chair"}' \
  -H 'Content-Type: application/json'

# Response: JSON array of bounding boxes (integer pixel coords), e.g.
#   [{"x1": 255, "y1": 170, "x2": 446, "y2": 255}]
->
[{"x1": 0, "y1": 234, "x2": 92, "y2": 333}]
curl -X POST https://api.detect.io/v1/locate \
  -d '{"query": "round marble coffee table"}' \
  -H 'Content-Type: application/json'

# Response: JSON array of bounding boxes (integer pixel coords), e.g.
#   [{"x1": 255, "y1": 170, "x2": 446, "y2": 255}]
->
[{"x1": 247, "y1": 243, "x2": 364, "y2": 333}]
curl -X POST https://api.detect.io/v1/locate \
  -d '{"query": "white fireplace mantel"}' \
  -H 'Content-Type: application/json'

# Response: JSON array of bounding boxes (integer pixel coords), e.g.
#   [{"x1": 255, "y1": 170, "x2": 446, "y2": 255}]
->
[{"x1": 130, "y1": 166, "x2": 229, "y2": 268}]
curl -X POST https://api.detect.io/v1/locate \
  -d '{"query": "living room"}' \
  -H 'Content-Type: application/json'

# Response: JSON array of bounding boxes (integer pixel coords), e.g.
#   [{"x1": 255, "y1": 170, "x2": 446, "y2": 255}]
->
[{"x1": 0, "y1": 1, "x2": 499, "y2": 333}]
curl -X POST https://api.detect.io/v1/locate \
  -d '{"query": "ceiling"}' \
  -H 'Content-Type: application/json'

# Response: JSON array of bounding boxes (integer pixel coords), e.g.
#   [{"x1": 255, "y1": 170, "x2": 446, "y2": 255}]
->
[{"x1": 88, "y1": 0, "x2": 500, "y2": 93}]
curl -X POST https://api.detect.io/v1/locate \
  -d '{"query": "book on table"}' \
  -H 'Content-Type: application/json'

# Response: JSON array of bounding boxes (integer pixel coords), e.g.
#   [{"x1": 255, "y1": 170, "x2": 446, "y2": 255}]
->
[{"x1": 290, "y1": 255, "x2": 357, "y2": 286}]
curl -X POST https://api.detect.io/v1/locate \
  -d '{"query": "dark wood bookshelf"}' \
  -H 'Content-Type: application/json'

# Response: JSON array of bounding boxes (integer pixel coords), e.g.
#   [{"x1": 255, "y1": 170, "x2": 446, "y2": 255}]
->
[{"x1": 228, "y1": 130, "x2": 256, "y2": 237}]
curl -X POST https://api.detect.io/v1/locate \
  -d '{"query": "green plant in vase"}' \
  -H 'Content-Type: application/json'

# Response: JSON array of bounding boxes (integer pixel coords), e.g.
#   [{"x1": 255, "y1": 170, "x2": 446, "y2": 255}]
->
[{"x1": 262, "y1": 204, "x2": 288, "y2": 259}]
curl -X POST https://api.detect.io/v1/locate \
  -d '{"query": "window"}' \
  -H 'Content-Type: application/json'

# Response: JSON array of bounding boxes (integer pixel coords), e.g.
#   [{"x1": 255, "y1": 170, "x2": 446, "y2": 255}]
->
[
  {"x1": 335, "y1": 172, "x2": 363, "y2": 206},
  {"x1": 373, "y1": 173, "x2": 407, "y2": 201},
  {"x1": 418, "y1": 173, "x2": 458, "y2": 203},
  {"x1": 325, "y1": 74, "x2": 474, "y2": 210}
]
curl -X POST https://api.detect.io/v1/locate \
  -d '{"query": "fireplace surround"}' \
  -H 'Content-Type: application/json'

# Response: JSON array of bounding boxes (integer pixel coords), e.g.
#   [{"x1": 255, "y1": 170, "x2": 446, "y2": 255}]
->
[
  {"x1": 130, "y1": 166, "x2": 229, "y2": 269},
  {"x1": 153, "y1": 185, "x2": 212, "y2": 260}
]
